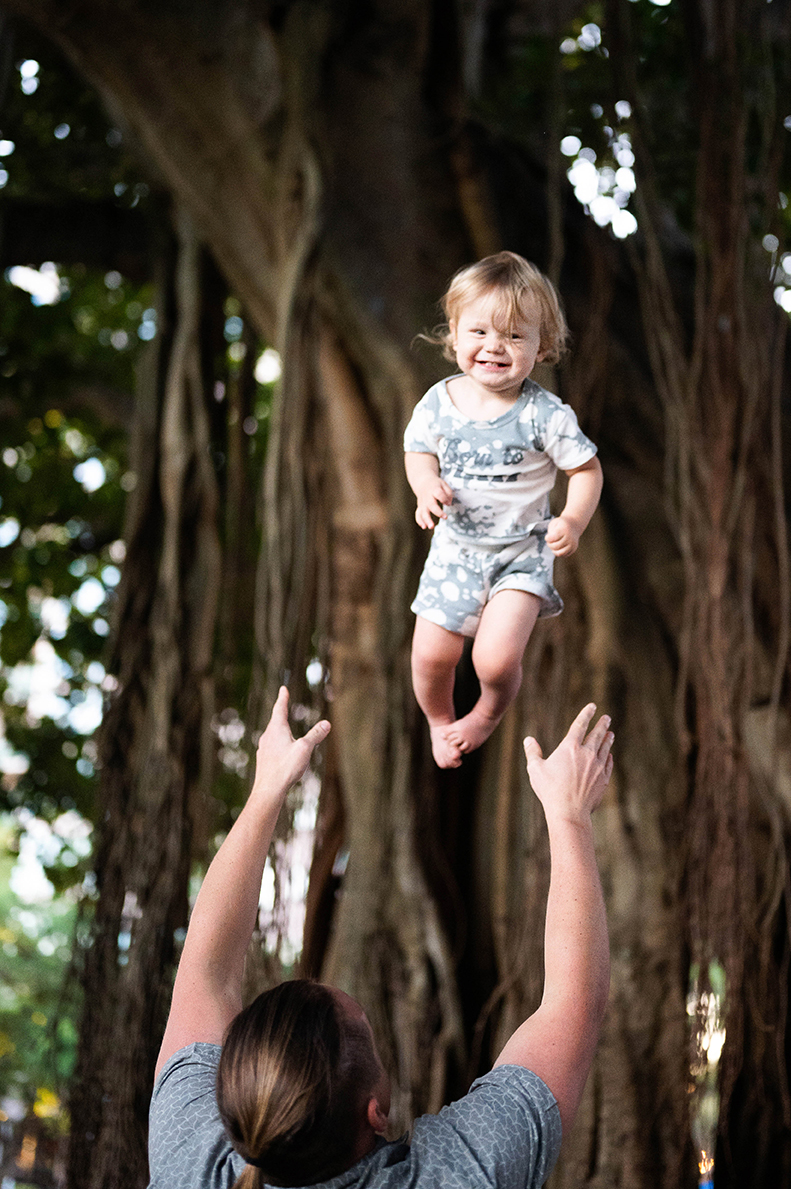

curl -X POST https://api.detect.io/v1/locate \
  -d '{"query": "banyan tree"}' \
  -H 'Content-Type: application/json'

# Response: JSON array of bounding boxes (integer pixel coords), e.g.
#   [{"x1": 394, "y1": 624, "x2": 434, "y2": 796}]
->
[{"x1": 1, "y1": 1, "x2": 790, "y2": 1186}]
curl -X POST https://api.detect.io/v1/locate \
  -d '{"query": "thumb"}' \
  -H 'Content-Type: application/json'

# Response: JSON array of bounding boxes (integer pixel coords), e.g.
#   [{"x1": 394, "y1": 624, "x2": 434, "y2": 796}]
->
[
  {"x1": 523, "y1": 736, "x2": 543, "y2": 765},
  {"x1": 303, "y1": 719, "x2": 331, "y2": 751}
]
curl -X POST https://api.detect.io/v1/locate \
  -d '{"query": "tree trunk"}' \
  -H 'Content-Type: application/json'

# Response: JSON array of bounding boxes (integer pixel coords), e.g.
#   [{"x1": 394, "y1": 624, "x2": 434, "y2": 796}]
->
[
  {"x1": 67, "y1": 207, "x2": 222, "y2": 1189},
  {"x1": 607, "y1": 0, "x2": 791, "y2": 1182}
]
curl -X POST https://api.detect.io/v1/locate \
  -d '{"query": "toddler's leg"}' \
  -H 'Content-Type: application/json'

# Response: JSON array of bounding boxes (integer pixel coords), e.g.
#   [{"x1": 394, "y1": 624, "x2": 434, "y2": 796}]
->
[
  {"x1": 411, "y1": 617, "x2": 466, "y2": 768},
  {"x1": 447, "y1": 589, "x2": 541, "y2": 756}
]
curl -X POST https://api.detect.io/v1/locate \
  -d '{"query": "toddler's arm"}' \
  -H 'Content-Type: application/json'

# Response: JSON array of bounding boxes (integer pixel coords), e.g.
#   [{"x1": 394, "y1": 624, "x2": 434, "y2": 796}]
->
[
  {"x1": 405, "y1": 451, "x2": 454, "y2": 530},
  {"x1": 546, "y1": 456, "x2": 602, "y2": 557}
]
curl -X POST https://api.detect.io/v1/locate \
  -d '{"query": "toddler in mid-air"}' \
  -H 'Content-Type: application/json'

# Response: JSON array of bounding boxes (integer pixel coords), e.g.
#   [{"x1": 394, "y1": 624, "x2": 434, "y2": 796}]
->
[{"x1": 404, "y1": 251, "x2": 602, "y2": 768}]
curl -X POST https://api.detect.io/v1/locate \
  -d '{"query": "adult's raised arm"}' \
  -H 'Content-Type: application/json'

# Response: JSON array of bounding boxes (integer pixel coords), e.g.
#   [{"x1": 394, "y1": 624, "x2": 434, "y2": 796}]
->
[
  {"x1": 154, "y1": 688, "x2": 331, "y2": 1078},
  {"x1": 494, "y1": 704, "x2": 613, "y2": 1136}
]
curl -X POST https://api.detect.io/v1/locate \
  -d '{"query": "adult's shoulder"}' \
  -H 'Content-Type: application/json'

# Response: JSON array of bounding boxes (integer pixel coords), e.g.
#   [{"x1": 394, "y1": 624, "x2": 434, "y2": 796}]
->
[
  {"x1": 148, "y1": 1043, "x2": 244, "y2": 1189},
  {"x1": 153, "y1": 1040, "x2": 222, "y2": 1095},
  {"x1": 408, "y1": 1065, "x2": 561, "y2": 1189}
]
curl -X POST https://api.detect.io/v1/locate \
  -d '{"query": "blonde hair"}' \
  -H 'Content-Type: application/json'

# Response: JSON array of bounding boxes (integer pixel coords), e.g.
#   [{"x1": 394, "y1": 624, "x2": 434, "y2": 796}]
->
[
  {"x1": 217, "y1": 981, "x2": 381, "y2": 1188},
  {"x1": 427, "y1": 251, "x2": 569, "y2": 365}
]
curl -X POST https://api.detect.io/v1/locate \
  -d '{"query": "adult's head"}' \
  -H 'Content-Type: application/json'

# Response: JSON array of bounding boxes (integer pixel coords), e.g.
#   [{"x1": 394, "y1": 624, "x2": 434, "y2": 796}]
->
[{"x1": 217, "y1": 980, "x2": 389, "y2": 1188}]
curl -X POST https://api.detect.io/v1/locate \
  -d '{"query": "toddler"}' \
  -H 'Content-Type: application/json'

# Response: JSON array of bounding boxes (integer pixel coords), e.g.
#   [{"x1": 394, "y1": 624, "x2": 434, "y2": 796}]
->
[{"x1": 405, "y1": 251, "x2": 602, "y2": 768}]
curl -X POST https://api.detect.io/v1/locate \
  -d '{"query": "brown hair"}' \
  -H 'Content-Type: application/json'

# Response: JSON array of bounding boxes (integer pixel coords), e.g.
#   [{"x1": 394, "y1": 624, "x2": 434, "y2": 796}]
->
[
  {"x1": 426, "y1": 250, "x2": 569, "y2": 365},
  {"x1": 216, "y1": 981, "x2": 382, "y2": 1189}
]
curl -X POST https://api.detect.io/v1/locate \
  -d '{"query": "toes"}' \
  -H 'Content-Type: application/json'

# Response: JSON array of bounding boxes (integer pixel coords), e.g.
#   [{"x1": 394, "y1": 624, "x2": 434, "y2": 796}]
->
[
  {"x1": 429, "y1": 725, "x2": 463, "y2": 769},
  {"x1": 435, "y1": 746, "x2": 462, "y2": 769}
]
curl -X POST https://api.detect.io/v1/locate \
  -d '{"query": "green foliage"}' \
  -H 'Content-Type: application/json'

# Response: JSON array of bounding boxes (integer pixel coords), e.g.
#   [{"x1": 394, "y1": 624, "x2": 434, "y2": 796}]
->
[
  {"x1": 480, "y1": 0, "x2": 790, "y2": 246},
  {"x1": 1, "y1": 22, "x2": 146, "y2": 207},
  {"x1": 0, "y1": 20, "x2": 154, "y2": 1133},
  {"x1": 0, "y1": 3, "x2": 276, "y2": 944},
  {"x1": 0, "y1": 263, "x2": 150, "y2": 824},
  {"x1": 0, "y1": 26, "x2": 158, "y2": 872},
  {"x1": 0, "y1": 821, "x2": 80, "y2": 1115}
]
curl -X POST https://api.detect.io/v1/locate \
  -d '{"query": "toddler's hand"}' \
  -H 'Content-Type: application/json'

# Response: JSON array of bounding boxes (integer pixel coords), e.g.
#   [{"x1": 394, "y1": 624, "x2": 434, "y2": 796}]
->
[
  {"x1": 415, "y1": 477, "x2": 454, "y2": 530},
  {"x1": 546, "y1": 515, "x2": 580, "y2": 557}
]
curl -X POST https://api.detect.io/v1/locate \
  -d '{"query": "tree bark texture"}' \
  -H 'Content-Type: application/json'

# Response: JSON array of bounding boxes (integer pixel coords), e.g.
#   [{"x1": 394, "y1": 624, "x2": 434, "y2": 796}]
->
[
  {"x1": 2, "y1": 2, "x2": 789, "y2": 1188},
  {"x1": 607, "y1": 0, "x2": 791, "y2": 1182},
  {"x1": 67, "y1": 208, "x2": 222, "y2": 1189}
]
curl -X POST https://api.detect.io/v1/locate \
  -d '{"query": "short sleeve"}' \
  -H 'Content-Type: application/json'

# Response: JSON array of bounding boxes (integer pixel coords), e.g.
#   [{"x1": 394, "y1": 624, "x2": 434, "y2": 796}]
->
[
  {"x1": 407, "y1": 1065, "x2": 562, "y2": 1189},
  {"x1": 404, "y1": 387, "x2": 441, "y2": 454},
  {"x1": 527, "y1": 390, "x2": 597, "y2": 472},
  {"x1": 147, "y1": 1043, "x2": 245, "y2": 1189}
]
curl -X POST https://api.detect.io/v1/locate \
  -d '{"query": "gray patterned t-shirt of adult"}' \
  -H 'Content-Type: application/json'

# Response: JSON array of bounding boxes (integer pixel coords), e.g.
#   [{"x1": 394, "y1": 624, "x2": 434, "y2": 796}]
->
[
  {"x1": 403, "y1": 377, "x2": 597, "y2": 546},
  {"x1": 147, "y1": 1043, "x2": 562, "y2": 1189}
]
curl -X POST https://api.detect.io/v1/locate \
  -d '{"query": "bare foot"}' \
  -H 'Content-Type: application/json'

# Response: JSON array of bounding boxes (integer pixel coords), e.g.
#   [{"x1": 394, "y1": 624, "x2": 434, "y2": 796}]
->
[
  {"x1": 446, "y1": 703, "x2": 502, "y2": 756},
  {"x1": 429, "y1": 723, "x2": 464, "y2": 768}
]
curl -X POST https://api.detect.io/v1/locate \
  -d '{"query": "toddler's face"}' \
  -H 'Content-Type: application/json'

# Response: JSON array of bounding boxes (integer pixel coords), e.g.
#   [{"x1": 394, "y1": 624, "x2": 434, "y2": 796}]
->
[{"x1": 450, "y1": 292, "x2": 544, "y2": 399}]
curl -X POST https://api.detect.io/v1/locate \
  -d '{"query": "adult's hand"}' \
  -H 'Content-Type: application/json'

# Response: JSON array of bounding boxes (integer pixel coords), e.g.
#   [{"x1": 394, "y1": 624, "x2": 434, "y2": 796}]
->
[
  {"x1": 494, "y1": 704, "x2": 613, "y2": 1137},
  {"x1": 524, "y1": 703, "x2": 613, "y2": 822},
  {"x1": 254, "y1": 687, "x2": 331, "y2": 794}
]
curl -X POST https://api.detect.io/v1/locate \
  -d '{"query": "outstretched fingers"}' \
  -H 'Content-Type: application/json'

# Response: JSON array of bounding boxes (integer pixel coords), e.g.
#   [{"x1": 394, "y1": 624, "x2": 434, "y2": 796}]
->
[
  {"x1": 581, "y1": 710, "x2": 614, "y2": 787},
  {"x1": 255, "y1": 685, "x2": 332, "y2": 789},
  {"x1": 567, "y1": 702, "x2": 597, "y2": 744},
  {"x1": 596, "y1": 725, "x2": 614, "y2": 763},
  {"x1": 583, "y1": 710, "x2": 611, "y2": 751}
]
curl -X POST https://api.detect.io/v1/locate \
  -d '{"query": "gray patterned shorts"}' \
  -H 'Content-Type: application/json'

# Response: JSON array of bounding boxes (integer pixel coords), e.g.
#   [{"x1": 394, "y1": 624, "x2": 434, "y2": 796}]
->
[{"x1": 411, "y1": 524, "x2": 563, "y2": 637}]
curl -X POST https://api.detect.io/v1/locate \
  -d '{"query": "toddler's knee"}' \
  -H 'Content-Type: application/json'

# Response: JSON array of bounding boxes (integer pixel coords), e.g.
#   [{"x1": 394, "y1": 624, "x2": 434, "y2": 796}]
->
[
  {"x1": 412, "y1": 646, "x2": 451, "y2": 682},
  {"x1": 473, "y1": 652, "x2": 523, "y2": 694},
  {"x1": 412, "y1": 636, "x2": 455, "y2": 679}
]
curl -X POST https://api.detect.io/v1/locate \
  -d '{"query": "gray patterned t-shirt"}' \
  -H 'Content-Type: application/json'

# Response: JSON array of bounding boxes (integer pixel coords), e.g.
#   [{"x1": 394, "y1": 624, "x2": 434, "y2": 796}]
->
[
  {"x1": 403, "y1": 377, "x2": 597, "y2": 546},
  {"x1": 147, "y1": 1043, "x2": 562, "y2": 1189}
]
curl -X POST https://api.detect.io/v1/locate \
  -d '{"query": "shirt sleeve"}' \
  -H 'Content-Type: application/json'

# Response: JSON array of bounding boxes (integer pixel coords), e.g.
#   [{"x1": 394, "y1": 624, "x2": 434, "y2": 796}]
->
[
  {"x1": 404, "y1": 387, "x2": 441, "y2": 454},
  {"x1": 147, "y1": 1043, "x2": 246, "y2": 1189},
  {"x1": 532, "y1": 392, "x2": 597, "y2": 472},
  {"x1": 407, "y1": 1065, "x2": 562, "y2": 1189}
]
